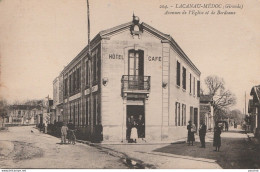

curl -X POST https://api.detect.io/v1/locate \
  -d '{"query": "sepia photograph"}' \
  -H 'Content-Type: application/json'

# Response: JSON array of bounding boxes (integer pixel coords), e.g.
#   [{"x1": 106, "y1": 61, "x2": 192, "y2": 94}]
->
[{"x1": 0, "y1": 0, "x2": 260, "y2": 170}]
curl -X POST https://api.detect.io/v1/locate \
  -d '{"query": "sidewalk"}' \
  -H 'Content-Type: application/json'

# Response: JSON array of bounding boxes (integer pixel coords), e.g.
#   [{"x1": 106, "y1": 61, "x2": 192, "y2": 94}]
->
[{"x1": 76, "y1": 131, "x2": 221, "y2": 169}]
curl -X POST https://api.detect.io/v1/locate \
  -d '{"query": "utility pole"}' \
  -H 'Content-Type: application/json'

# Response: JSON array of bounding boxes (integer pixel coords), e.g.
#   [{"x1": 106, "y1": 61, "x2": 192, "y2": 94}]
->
[
  {"x1": 86, "y1": 0, "x2": 93, "y2": 140},
  {"x1": 245, "y1": 92, "x2": 247, "y2": 116}
]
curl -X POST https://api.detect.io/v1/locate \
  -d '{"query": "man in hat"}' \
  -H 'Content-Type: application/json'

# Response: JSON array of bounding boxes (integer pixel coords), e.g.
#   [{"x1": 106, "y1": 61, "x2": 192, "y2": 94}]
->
[{"x1": 199, "y1": 121, "x2": 207, "y2": 148}]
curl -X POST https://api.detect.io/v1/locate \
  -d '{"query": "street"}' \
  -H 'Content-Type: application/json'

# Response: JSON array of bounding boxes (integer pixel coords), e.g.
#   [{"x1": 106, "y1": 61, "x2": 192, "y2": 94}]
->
[
  {"x1": 0, "y1": 126, "x2": 260, "y2": 169},
  {"x1": 0, "y1": 126, "x2": 127, "y2": 169}
]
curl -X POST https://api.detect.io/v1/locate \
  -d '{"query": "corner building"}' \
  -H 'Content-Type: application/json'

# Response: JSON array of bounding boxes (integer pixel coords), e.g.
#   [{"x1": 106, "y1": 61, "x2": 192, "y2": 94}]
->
[{"x1": 58, "y1": 16, "x2": 201, "y2": 142}]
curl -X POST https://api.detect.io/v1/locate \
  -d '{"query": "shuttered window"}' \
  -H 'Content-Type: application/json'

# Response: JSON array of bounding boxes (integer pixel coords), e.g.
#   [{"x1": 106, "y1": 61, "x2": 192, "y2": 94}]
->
[
  {"x1": 182, "y1": 67, "x2": 186, "y2": 90},
  {"x1": 176, "y1": 61, "x2": 180, "y2": 86},
  {"x1": 197, "y1": 80, "x2": 200, "y2": 97}
]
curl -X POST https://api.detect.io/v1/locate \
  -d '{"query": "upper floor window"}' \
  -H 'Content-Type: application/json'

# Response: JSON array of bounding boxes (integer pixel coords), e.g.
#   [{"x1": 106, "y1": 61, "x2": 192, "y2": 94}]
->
[
  {"x1": 182, "y1": 67, "x2": 186, "y2": 90},
  {"x1": 190, "y1": 73, "x2": 192, "y2": 94},
  {"x1": 176, "y1": 61, "x2": 181, "y2": 86},
  {"x1": 197, "y1": 80, "x2": 200, "y2": 97}
]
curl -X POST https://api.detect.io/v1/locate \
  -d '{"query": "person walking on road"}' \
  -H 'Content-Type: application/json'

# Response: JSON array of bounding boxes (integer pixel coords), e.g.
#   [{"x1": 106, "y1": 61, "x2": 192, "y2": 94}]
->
[
  {"x1": 199, "y1": 121, "x2": 207, "y2": 148},
  {"x1": 61, "y1": 123, "x2": 68, "y2": 144},
  {"x1": 213, "y1": 123, "x2": 222, "y2": 151},
  {"x1": 187, "y1": 121, "x2": 196, "y2": 146}
]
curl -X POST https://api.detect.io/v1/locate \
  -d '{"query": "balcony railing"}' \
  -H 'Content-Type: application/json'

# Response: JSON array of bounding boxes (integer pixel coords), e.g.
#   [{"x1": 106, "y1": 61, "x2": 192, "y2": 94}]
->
[{"x1": 121, "y1": 75, "x2": 151, "y2": 92}]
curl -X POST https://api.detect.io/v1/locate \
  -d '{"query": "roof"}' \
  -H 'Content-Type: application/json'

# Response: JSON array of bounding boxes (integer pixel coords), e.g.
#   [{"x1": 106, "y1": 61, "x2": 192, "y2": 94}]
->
[
  {"x1": 61, "y1": 18, "x2": 201, "y2": 76},
  {"x1": 200, "y1": 95, "x2": 213, "y2": 103},
  {"x1": 250, "y1": 85, "x2": 260, "y2": 104}
]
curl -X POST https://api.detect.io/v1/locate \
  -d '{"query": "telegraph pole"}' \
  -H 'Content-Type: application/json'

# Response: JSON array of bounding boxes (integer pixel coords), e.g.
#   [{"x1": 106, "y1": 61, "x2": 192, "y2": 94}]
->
[{"x1": 86, "y1": 0, "x2": 93, "y2": 140}]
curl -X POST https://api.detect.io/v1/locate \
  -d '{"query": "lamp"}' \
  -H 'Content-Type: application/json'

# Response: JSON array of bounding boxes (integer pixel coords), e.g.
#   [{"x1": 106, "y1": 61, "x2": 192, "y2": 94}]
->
[
  {"x1": 162, "y1": 81, "x2": 168, "y2": 88},
  {"x1": 102, "y1": 77, "x2": 109, "y2": 86}
]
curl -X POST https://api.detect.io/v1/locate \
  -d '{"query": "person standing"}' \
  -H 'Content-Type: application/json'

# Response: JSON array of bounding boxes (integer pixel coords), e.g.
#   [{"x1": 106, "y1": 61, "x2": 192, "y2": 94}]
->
[
  {"x1": 213, "y1": 124, "x2": 222, "y2": 151},
  {"x1": 67, "y1": 120, "x2": 75, "y2": 144},
  {"x1": 130, "y1": 121, "x2": 138, "y2": 143},
  {"x1": 126, "y1": 117, "x2": 131, "y2": 141},
  {"x1": 137, "y1": 115, "x2": 144, "y2": 138},
  {"x1": 199, "y1": 121, "x2": 207, "y2": 148},
  {"x1": 187, "y1": 121, "x2": 196, "y2": 146},
  {"x1": 61, "y1": 123, "x2": 68, "y2": 144}
]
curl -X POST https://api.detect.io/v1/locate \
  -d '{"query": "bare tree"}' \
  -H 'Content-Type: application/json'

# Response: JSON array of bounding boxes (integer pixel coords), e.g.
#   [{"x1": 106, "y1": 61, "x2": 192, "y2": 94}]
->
[{"x1": 204, "y1": 75, "x2": 237, "y2": 121}]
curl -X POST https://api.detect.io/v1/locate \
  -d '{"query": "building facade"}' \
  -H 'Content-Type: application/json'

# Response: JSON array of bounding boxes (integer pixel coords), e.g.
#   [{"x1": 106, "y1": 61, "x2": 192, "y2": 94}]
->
[
  {"x1": 248, "y1": 85, "x2": 260, "y2": 138},
  {"x1": 7, "y1": 105, "x2": 41, "y2": 125},
  {"x1": 55, "y1": 16, "x2": 201, "y2": 142},
  {"x1": 200, "y1": 95, "x2": 214, "y2": 131},
  {"x1": 53, "y1": 75, "x2": 64, "y2": 123}
]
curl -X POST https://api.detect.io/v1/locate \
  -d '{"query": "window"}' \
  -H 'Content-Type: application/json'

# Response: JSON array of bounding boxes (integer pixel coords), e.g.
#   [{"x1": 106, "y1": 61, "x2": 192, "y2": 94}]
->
[
  {"x1": 78, "y1": 101, "x2": 80, "y2": 126},
  {"x1": 176, "y1": 61, "x2": 180, "y2": 86},
  {"x1": 190, "y1": 106, "x2": 194, "y2": 122},
  {"x1": 175, "y1": 102, "x2": 178, "y2": 126},
  {"x1": 193, "y1": 77, "x2": 196, "y2": 96},
  {"x1": 178, "y1": 103, "x2": 180, "y2": 126},
  {"x1": 86, "y1": 99, "x2": 89, "y2": 125},
  {"x1": 175, "y1": 102, "x2": 182, "y2": 126},
  {"x1": 69, "y1": 75, "x2": 72, "y2": 94},
  {"x1": 93, "y1": 53, "x2": 97, "y2": 83},
  {"x1": 190, "y1": 74, "x2": 192, "y2": 94},
  {"x1": 64, "y1": 78, "x2": 68, "y2": 97},
  {"x1": 197, "y1": 80, "x2": 200, "y2": 97},
  {"x1": 86, "y1": 61, "x2": 89, "y2": 86},
  {"x1": 182, "y1": 67, "x2": 186, "y2": 90},
  {"x1": 93, "y1": 95, "x2": 97, "y2": 125},
  {"x1": 182, "y1": 104, "x2": 186, "y2": 126}
]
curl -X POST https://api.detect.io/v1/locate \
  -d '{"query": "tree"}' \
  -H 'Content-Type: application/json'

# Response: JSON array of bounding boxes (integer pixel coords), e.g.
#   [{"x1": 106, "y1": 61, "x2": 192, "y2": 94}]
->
[
  {"x1": 204, "y1": 75, "x2": 237, "y2": 121},
  {"x1": 0, "y1": 98, "x2": 8, "y2": 127}
]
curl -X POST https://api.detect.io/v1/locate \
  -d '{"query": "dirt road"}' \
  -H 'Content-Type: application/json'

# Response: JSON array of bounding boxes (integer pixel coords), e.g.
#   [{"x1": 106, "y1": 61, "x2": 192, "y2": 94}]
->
[{"x1": 0, "y1": 126, "x2": 127, "y2": 169}]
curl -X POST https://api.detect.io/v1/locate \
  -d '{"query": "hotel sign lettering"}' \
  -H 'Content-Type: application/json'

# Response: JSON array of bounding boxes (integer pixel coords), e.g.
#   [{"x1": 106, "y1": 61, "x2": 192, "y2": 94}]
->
[
  {"x1": 148, "y1": 56, "x2": 162, "y2": 62},
  {"x1": 109, "y1": 54, "x2": 124, "y2": 60}
]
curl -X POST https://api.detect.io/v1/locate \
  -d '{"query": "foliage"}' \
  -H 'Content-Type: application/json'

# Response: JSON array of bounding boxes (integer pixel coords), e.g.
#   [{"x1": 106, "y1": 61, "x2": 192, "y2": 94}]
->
[
  {"x1": 204, "y1": 75, "x2": 237, "y2": 121},
  {"x1": 0, "y1": 98, "x2": 8, "y2": 120}
]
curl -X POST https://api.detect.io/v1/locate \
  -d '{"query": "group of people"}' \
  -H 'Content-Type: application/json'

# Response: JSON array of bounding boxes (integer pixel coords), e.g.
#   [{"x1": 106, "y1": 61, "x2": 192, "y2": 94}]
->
[
  {"x1": 187, "y1": 121, "x2": 222, "y2": 151},
  {"x1": 127, "y1": 115, "x2": 145, "y2": 143},
  {"x1": 60, "y1": 121, "x2": 76, "y2": 144}
]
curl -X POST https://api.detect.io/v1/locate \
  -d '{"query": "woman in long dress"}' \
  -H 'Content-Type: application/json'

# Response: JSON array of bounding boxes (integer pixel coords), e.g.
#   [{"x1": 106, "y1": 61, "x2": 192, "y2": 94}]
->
[
  {"x1": 213, "y1": 124, "x2": 222, "y2": 151},
  {"x1": 187, "y1": 121, "x2": 195, "y2": 146},
  {"x1": 130, "y1": 122, "x2": 138, "y2": 143}
]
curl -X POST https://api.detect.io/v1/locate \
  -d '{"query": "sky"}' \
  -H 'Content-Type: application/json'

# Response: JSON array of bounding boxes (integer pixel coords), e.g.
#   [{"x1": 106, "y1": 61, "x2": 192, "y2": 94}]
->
[{"x1": 0, "y1": 0, "x2": 260, "y2": 113}]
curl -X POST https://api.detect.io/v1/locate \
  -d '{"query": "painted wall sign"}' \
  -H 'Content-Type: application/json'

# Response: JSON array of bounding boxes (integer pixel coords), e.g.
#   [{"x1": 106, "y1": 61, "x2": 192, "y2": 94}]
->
[
  {"x1": 109, "y1": 54, "x2": 124, "y2": 60},
  {"x1": 148, "y1": 56, "x2": 162, "y2": 61}
]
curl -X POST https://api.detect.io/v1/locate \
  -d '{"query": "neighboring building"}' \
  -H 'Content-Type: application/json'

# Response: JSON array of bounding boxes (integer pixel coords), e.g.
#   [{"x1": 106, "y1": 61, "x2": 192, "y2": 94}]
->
[
  {"x1": 53, "y1": 75, "x2": 64, "y2": 123},
  {"x1": 55, "y1": 15, "x2": 201, "y2": 142},
  {"x1": 7, "y1": 105, "x2": 41, "y2": 125},
  {"x1": 200, "y1": 95, "x2": 214, "y2": 131},
  {"x1": 248, "y1": 85, "x2": 260, "y2": 137}
]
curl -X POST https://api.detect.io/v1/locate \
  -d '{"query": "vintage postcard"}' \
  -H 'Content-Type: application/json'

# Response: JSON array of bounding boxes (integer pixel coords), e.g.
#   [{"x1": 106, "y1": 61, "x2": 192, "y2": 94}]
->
[{"x1": 0, "y1": 0, "x2": 260, "y2": 170}]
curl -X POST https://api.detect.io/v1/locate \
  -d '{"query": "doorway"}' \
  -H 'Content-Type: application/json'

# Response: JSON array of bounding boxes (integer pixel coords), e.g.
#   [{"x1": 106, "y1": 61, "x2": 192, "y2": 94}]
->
[{"x1": 126, "y1": 105, "x2": 145, "y2": 140}]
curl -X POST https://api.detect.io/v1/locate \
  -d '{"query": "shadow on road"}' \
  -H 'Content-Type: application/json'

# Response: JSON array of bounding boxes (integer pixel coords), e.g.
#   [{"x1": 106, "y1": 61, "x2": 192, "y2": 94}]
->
[{"x1": 153, "y1": 136, "x2": 260, "y2": 169}]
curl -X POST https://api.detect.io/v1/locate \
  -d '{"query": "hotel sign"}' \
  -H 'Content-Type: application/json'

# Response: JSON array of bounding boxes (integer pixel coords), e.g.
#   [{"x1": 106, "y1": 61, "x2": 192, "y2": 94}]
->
[{"x1": 109, "y1": 54, "x2": 124, "y2": 60}]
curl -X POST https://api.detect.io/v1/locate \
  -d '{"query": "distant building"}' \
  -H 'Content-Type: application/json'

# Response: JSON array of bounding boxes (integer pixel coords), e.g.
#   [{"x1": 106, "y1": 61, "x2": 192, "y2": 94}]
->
[
  {"x1": 7, "y1": 105, "x2": 41, "y2": 125},
  {"x1": 200, "y1": 95, "x2": 214, "y2": 130},
  {"x1": 54, "y1": 16, "x2": 201, "y2": 142},
  {"x1": 53, "y1": 75, "x2": 63, "y2": 123},
  {"x1": 248, "y1": 85, "x2": 260, "y2": 137}
]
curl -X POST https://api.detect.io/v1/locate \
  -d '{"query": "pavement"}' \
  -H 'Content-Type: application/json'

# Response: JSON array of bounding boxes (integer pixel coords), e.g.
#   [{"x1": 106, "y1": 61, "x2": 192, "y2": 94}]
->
[
  {"x1": 91, "y1": 126, "x2": 260, "y2": 169},
  {"x1": 1, "y1": 125, "x2": 260, "y2": 169}
]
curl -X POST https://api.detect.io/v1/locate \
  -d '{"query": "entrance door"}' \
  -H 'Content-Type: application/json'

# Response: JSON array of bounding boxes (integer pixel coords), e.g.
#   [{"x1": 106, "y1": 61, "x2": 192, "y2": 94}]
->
[
  {"x1": 126, "y1": 105, "x2": 145, "y2": 140},
  {"x1": 128, "y1": 50, "x2": 144, "y2": 89}
]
